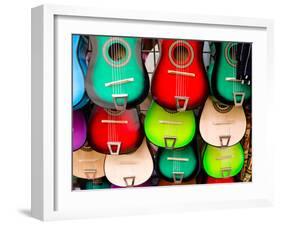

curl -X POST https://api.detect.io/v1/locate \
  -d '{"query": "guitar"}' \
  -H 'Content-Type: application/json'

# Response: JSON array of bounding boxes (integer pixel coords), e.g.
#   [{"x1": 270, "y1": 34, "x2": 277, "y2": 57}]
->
[
  {"x1": 211, "y1": 42, "x2": 251, "y2": 106},
  {"x1": 73, "y1": 35, "x2": 89, "y2": 108},
  {"x1": 104, "y1": 138, "x2": 154, "y2": 187},
  {"x1": 206, "y1": 176, "x2": 234, "y2": 184},
  {"x1": 199, "y1": 97, "x2": 246, "y2": 147},
  {"x1": 85, "y1": 178, "x2": 111, "y2": 189},
  {"x1": 151, "y1": 39, "x2": 208, "y2": 111},
  {"x1": 88, "y1": 105, "x2": 144, "y2": 155},
  {"x1": 72, "y1": 110, "x2": 87, "y2": 151},
  {"x1": 73, "y1": 144, "x2": 106, "y2": 181},
  {"x1": 237, "y1": 43, "x2": 252, "y2": 85},
  {"x1": 157, "y1": 145, "x2": 198, "y2": 183},
  {"x1": 202, "y1": 143, "x2": 244, "y2": 178},
  {"x1": 144, "y1": 101, "x2": 196, "y2": 149},
  {"x1": 85, "y1": 36, "x2": 149, "y2": 111}
]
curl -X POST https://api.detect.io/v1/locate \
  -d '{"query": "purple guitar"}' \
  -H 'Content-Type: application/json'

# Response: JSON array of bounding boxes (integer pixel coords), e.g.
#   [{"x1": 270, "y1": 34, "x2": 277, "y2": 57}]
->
[{"x1": 73, "y1": 110, "x2": 87, "y2": 151}]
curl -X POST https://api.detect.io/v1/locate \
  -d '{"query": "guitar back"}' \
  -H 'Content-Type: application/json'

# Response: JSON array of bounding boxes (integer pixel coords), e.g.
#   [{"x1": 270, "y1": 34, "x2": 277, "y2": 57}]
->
[
  {"x1": 85, "y1": 36, "x2": 149, "y2": 110},
  {"x1": 104, "y1": 139, "x2": 154, "y2": 187},
  {"x1": 203, "y1": 143, "x2": 244, "y2": 178},
  {"x1": 212, "y1": 42, "x2": 251, "y2": 105},
  {"x1": 157, "y1": 145, "x2": 198, "y2": 183},
  {"x1": 144, "y1": 101, "x2": 196, "y2": 148},
  {"x1": 199, "y1": 97, "x2": 246, "y2": 147},
  {"x1": 88, "y1": 106, "x2": 143, "y2": 155},
  {"x1": 73, "y1": 146, "x2": 106, "y2": 180},
  {"x1": 151, "y1": 39, "x2": 208, "y2": 111},
  {"x1": 73, "y1": 110, "x2": 87, "y2": 151}
]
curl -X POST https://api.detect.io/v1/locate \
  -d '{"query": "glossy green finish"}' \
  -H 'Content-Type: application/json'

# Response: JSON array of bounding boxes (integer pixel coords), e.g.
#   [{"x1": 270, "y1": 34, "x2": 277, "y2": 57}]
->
[
  {"x1": 158, "y1": 146, "x2": 197, "y2": 181},
  {"x1": 144, "y1": 101, "x2": 196, "y2": 148},
  {"x1": 203, "y1": 143, "x2": 244, "y2": 178},
  {"x1": 206, "y1": 42, "x2": 216, "y2": 96},
  {"x1": 86, "y1": 36, "x2": 148, "y2": 108},
  {"x1": 212, "y1": 42, "x2": 251, "y2": 104},
  {"x1": 85, "y1": 179, "x2": 111, "y2": 190}
]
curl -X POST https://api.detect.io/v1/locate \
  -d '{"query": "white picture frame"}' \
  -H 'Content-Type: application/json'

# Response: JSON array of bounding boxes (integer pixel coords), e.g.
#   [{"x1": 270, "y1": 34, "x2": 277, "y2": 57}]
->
[{"x1": 31, "y1": 4, "x2": 274, "y2": 221}]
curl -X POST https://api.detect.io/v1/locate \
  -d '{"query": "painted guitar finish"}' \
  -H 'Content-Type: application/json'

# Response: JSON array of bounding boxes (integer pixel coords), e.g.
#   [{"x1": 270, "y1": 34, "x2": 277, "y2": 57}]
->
[
  {"x1": 203, "y1": 143, "x2": 244, "y2": 178},
  {"x1": 73, "y1": 145, "x2": 105, "y2": 180},
  {"x1": 85, "y1": 36, "x2": 149, "y2": 110},
  {"x1": 104, "y1": 138, "x2": 154, "y2": 187},
  {"x1": 199, "y1": 97, "x2": 246, "y2": 147},
  {"x1": 206, "y1": 176, "x2": 234, "y2": 184},
  {"x1": 73, "y1": 35, "x2": 89, "y2": 108},
  {"x1": 151, "y1": 39, "x2": 208, "y2": 111},
  {"x1": 85, "y1": 178, "x2": 111, "y2": 189},
  {"x1": 88, "y1": 105, "x2": 143, "y2": 155},
  {"x1": 72, "y1": 110, "x2": 87, "y2": 151},
  {"x1": 157, "y1": 145, "x2": 198, "y2": 183},
  {"x1": 144, "y1": 101, "x2": 196, "y2": 149},
  {"x1": 211, "y1": 42, "x2": 251, "y2": 105}
]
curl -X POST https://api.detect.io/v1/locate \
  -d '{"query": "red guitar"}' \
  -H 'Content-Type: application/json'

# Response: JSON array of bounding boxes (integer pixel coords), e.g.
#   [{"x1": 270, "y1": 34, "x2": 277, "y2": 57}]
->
[
  {"x1": 88, "y1": 106, "x2": 143, "y2": 155},
  {"x1": 151, "y1": 39, "x2": 208, "y2": 111}
]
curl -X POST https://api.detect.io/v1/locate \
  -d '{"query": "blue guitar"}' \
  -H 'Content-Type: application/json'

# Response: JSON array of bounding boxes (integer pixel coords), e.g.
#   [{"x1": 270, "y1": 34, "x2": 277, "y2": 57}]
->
[{"x1": 72, "y1": 35, "x2": 90, "y2": 109}]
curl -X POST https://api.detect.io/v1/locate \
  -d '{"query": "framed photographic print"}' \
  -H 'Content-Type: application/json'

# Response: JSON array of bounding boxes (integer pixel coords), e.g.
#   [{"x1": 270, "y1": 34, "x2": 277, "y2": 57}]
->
[{"x1": 31, "y1": 4, "x2": 274, "y2": 221}]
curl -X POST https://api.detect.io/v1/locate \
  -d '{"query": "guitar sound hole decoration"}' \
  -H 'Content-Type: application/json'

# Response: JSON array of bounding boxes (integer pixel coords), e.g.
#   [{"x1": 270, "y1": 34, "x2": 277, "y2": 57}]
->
[{"x1": 72, "y1": 35, "x2": 252, "y2": 191}]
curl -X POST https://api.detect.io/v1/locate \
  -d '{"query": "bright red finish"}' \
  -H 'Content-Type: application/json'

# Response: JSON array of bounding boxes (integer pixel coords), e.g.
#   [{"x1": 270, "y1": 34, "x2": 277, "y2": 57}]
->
[
  {"x1": 152, "y1": 39, "x2": 208, "y2": 110},
  {"x1": 206, "y1": 176, "x2": 235, "y2": 184},
  {"x1": 88, "y1": 106, "x2": 144, "y2": 154}
]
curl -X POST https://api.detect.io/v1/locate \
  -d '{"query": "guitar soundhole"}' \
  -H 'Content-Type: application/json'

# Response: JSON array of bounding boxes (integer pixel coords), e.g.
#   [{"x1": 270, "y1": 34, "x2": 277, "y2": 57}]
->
[
  {"x1": 108, "y1": 43, "x2": 126, "y2": 62},
  {"x1": 213, "y1": 102, "x2": 233, "y2": 113},
  {"x1": 169, "y1": 40, "x2": 194, "y2": 68},
  {"x1": 225, "y1": 43, "x2": 238, "y2": 67},
  {"x1": 173, "y1": 46, "x2": 189, "y2": 64},
  {"x1": 105, "y1": 108, "x2": 124, "y2": 116}
]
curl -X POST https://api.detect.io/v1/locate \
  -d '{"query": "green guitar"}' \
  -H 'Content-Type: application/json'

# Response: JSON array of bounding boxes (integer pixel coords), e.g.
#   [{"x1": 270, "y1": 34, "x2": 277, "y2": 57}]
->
[
  {"x1": 85, "y1": 36, "x2": 149, "y2": 110},
  {"x1": 144, "y1": 101, "x2": 196, "y2": 149},
  {"x1": 203, "y1": 143, "x2": 244, "y2": 178},
  {"x1": 157, "y1": 145, "x2": 198, "y2": 183},
  {"x1": 210, "y1": 42, "x2": 251, "y2": 106}
]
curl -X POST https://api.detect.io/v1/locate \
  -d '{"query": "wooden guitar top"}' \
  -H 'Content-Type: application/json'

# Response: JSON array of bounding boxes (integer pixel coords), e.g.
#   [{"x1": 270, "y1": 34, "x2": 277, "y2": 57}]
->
[
  {"x1": 73, "y1": 145, "x2": 106, "y2": 180},
  {"x1": 104, "y1": 138, "x2": 154, "y2": 187},
  {"x1": 199, "y1": 97, "x2": 246, "y2": 147}
]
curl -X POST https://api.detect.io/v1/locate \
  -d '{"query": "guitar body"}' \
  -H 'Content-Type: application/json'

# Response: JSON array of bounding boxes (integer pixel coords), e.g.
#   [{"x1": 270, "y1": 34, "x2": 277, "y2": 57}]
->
[
  {"x1": 88, "y1": 105, "x2": 143, "y2": 155},
  {"x1": 211, "y1": 42, "x2": 251, "y2": 105},
  {"x1": 72, "y1": 110, "x2": 87, "y2": 151},
  {"x1": 104, "y1": 139, "x2": 154, "y2": 187},
  {"x1": 73, "y1": 35, "x2": 89, "y2": 108},
  {"x1": 206, "y1": 176, "x2": 234, "y2": 184},
  {"x1": 73, "y1": 145, "x2": 105, "y2": 180},
  {"x1": 144, "y1": 101, "x2": 196, "y2": 148},
  {"x1": 199, "y1": 97, "x2": 246, "y2": 147},
  {"x1": 151, "y1": 39, "x2": 208, "y2": 111},
  {"x1": 85, "y1": 178, "x2": 111, "y2": 189},
  {"x1": 203, "y1": 143, "x2": 244, "y2": 178},
  {"x1": 157, "y1": 145, "x2": 198, "y2": 183},
  {"x1": 85, "y1": 36, "x2": 149, "y2": 110}
]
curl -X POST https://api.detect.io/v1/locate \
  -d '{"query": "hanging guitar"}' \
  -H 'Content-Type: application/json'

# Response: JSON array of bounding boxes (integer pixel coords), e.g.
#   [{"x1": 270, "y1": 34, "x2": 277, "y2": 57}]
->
[
  {"x1": 202, "y1": 143, "x2": 244, "y2": 178},
  {"x1": 72, "y1": 35, "x2": 90, "y2": 108},
  {"x1": 72, "y1": 110, "x2": 87, "y2": 151},
  {"x1": 144, "y1": 101, "x2": 196, "y2": 149},
  {"x1": 236, "y1": 43, "x2": 252, "y2": 85},
  {"x1": 85, "y1": 36, "x2": 149, "y2": 111},
  {"x1": 151, "y1": 39, "x2": 208, "y2": 111},
  {"x1": 157, "y1": 145, "x2": 198, "y2": 184},
  {"x1": 88, "y1": 105, "x2": 143, "y2": 155},
  {"x1": 73, "y1": 143, "x2": 106, "y2": 181},
  {"x1": 104, "y1": 138, "x2": 154, "y2": 187},
  {"x1": 211, "y1": 42, "x2": 251, "y2": 106},
  {"x1": 199, "y1": 97, "x2": 246, "y2": 147}
]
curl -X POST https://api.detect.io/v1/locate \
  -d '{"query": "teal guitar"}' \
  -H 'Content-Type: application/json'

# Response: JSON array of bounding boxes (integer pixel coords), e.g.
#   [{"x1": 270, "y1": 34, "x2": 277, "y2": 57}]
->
[
  {"x1": 72, "y1": 35, "x2": 90, "y2": 109},
  {"x1": 210, "y1": 42, "x2": 251, "y2": 106},
  {"x1": 85, "y1": 36, "x2": 149, "y2": 111},
  {"x1": 157, "y1": 145, "x2": 198, "y2": 183}
]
